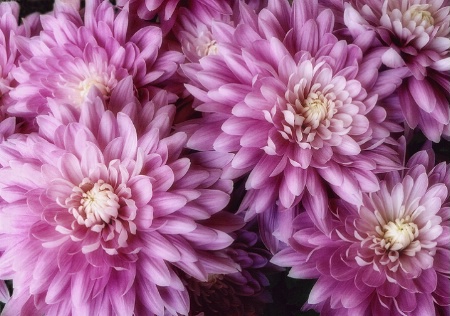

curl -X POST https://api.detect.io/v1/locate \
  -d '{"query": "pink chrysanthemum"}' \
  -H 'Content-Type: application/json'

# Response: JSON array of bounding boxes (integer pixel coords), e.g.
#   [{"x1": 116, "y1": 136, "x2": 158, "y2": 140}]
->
[
  {"x1": 184, "y1": 227, "x2": 273, "y2": 316},
  {"x1": 0, "y1": 2, "x2": 41, "y2": 112},
  {"x1": 342, "y1": 0, "x2": 450, "y2": 141},
  {"x1": 173, "y1": 4, "x2": 231, "y2": 63},
  {"x1": 272, "y1": 149, "x2": 450, "y2": 315},
  {"x1": 0, "y1": 2, "x2": 42, "y2": 137},
  {"x1": 179, "y1": 0, "x2": 403, "y2": 233},
  {"x1": 7, "y1": 0, "x2": 183, "y2": 122},
  {"x1": 0, "y1": 1, "x2": 20, "y2": 111},
  {"x1": 0, "y1": 89, "x2": 240, "y2": 315},
  {"x1": 173, "y1": 0, "x2": 268, "y2": 64}
]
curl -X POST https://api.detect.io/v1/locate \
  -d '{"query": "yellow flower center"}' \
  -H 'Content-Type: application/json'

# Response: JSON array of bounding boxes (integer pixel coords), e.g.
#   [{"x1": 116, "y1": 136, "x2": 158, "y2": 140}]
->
[
  {"x1": 406, "y1": 4, "x2": 434, "y2": 28},
  {"x1": 70, "y1": 179, "x2": 119, "y2": 229},
  {"x1": 378, "y1": 217, "x2": 419, "y2": 251},
  {"x1": 78, "y1": 76, "x2": 111, "y2": 101},
  {"x1": 300, "y1": 92, "x2": 329, "y2": 129},
  {"x1": 197, "y1": 39, "x2": 218, "y2": 57}
]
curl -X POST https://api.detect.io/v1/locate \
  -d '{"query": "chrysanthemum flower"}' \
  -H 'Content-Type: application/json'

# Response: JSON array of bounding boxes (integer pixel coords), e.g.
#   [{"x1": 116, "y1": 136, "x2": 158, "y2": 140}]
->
[
  {"x1": 173, "y1": 5, "x2": 230, "y2": 63},
  {"x1": 0, "y1": 2, "x2": 42, "y2": 137},
  {"x1": 7, "y1": 0, "x2": 183, "y2": 122},
  {"x1": 179, "y1": 0, "x2": 403, "y2": 232},
  {"x1": 272, "y1": 149, "x2": 450, "y2": 315},
  {"x1": 342, "y1": 0, "x2": 450, "y2": 141},
  {"x1": 184, "y1": 228, "x2": 273, "y2": 316},
  {"x1": 173, "y1": 0, "x2": 268, "y2": 64},
  {"x1": 0, "y1": 1, "x2": 41, "y2": 110},
  {"x1": 0, "y1": 2, "x2": 20, "y2": 109},
  {"x1": 0, "y1": 89, "x2": 240, "y2": 315}
]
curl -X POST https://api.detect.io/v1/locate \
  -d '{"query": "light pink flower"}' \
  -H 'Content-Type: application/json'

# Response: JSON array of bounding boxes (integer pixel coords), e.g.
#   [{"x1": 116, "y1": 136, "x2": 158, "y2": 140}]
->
[
  {"x1": 272, "y1": 149, "x2": 450, "y2": 315},
  {"x1": 7, "y1": 0, "x2": 183, "y2": 122},
  {"x1": 0, "y1": 2, "x2": 42, "y2": 137},
  {"x1": 173, "y1": 5, "x2": 231, "y2": 63},
  {"x1": 172, "y1": 0, "x2": 268, "y2": 64},
  {"x1": 0, "y1": 2, "x2": 20, "y2": 109},
  {"x1": 343, "y1": 0, "x2": 450, "y2": 141},
  {"x1": 179, "y1": 0, "x2": 403, "y2": 234},
  {"x1": 0, "y1": 90, "x2": 240, "y2": 315}
]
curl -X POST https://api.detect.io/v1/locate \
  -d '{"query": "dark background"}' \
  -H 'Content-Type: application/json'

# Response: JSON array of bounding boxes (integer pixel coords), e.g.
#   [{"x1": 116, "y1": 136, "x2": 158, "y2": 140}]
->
[{"x1": 13, "y1": 0, "x2": 54, "y2": 18}]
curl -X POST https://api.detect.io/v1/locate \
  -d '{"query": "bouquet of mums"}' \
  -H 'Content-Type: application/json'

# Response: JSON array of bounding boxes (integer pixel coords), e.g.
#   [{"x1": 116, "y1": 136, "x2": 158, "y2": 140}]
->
[{"x1": 0, "y1": 0, "x2": 449, "y2": 315}]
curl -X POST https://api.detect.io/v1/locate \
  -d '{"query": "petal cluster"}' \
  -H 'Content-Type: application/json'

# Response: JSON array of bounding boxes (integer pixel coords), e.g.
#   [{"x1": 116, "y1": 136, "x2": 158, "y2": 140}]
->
[
  {"x1": 179, "y1": 0, "x2": 403, "y2": 233},
  {"x1": 8, "y1": 0, "x2": 183, "y2": 123},
  {"x1": 342, "y1": 0, "x2": 450, "y2": 141},
  {"x1": 185, "y1": 227, "x2": 273, "y2": 315},
  {"x1": 0, "y1": 90, "x2": 239, "y2": 315},
  {"x1": 272, "y1": 149, "x2": 450, "y2": 315}
]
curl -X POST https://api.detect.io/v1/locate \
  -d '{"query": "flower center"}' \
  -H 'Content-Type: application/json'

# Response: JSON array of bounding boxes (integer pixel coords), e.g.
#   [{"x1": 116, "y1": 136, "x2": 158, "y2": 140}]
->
[
  {"x1": 300, "y1": 91, "x2": 329, "y2": 129},
  {"x1": 377, "y1": 217, "x2": 419, "y2": 251},
  {"x1": 68, "y1": 178, "x2": 120, "y2": 229},
  {"x1": 405, "y1": 4, "x2": 434, "y2": 28},
  {"x1": 193, "y1": 30, "x2": 219, "y2": 58},
  {"x1": 78, "y1": 75, "x2": 112, "y2": 101},
  {"x1": 61, "y1": 60, "x2": 118, "y2": 107},
  {"x1": 207, "y1": 273, "x2": 223, "y2": 283},
  {"x1": 197, "y1": 39, "x2": 218, "y2": 57}
]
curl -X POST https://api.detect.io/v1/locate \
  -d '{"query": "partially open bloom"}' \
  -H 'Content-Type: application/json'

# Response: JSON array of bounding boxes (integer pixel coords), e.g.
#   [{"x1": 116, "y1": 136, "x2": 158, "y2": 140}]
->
[
  {"x1": 343, "y1": 0, "x2": 450, "y2": 141},
  {"x1": 272, "y1": 149, "x2": 450, "y2": 315},
  {"x1": 8, "y1": 0, "x2": 183, "y2": 122},
  {"x1": 173, "y1": 4, "x2": 231, "y2": 63},
  {"x1": 0, "y1": 89, "x2": 239, "y2": 315},
  {"x1": 184, "y1": 227, "x2": 273, "y2": 315},
  {"x1": 179, "y1": 0, "x2": 402, "y2": 233},
  {"x1": 172, "y1": 0, "x2": 268, "y2": 64}
]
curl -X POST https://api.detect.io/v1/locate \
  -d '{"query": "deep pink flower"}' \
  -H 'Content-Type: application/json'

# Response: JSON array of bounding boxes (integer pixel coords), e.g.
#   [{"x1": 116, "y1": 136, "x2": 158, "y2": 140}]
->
[
  {"x1": 7, "y1": 0, "x2": 183, "y2": 122},
  {"x1": 0, "y1": 89, "x2": 240, "y2": 315},
  {"x1": 272, "y1": 149, "x2": 450, "y2": 315},
  {"x1": 179, "y1": 0, "x2": 403, "y2": 234},
  {"x1": 342, "y1": 0, "x2": 450, "y2": 141}
]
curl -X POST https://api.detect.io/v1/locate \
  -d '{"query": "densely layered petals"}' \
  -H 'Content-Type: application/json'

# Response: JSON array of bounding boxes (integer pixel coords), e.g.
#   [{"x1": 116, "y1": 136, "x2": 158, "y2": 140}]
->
[
  {"x1": 0, "y1": 90, "x2": 240, "y2": 315},
  {"x1": 272, "y1": 149, "x2": 450, "y2": 315},
  {"x1": 0, "y1": 2, "x2": 44, "y2": 138},
  {"x1": 0, "y1": 1, "x2": 20, "y2": 110},
  {"x1": 184, "y1": 227, "x2": 273, "y2": 316},
  {"x1": 341, "y1": 0, "x2": 450, "y2": 141},
  {"x1": 7, "y1": 0, "x2": 183, "y2": 123},
  {"x1": 179, "y1": 0, "x2": 402, "y2": 235}
]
